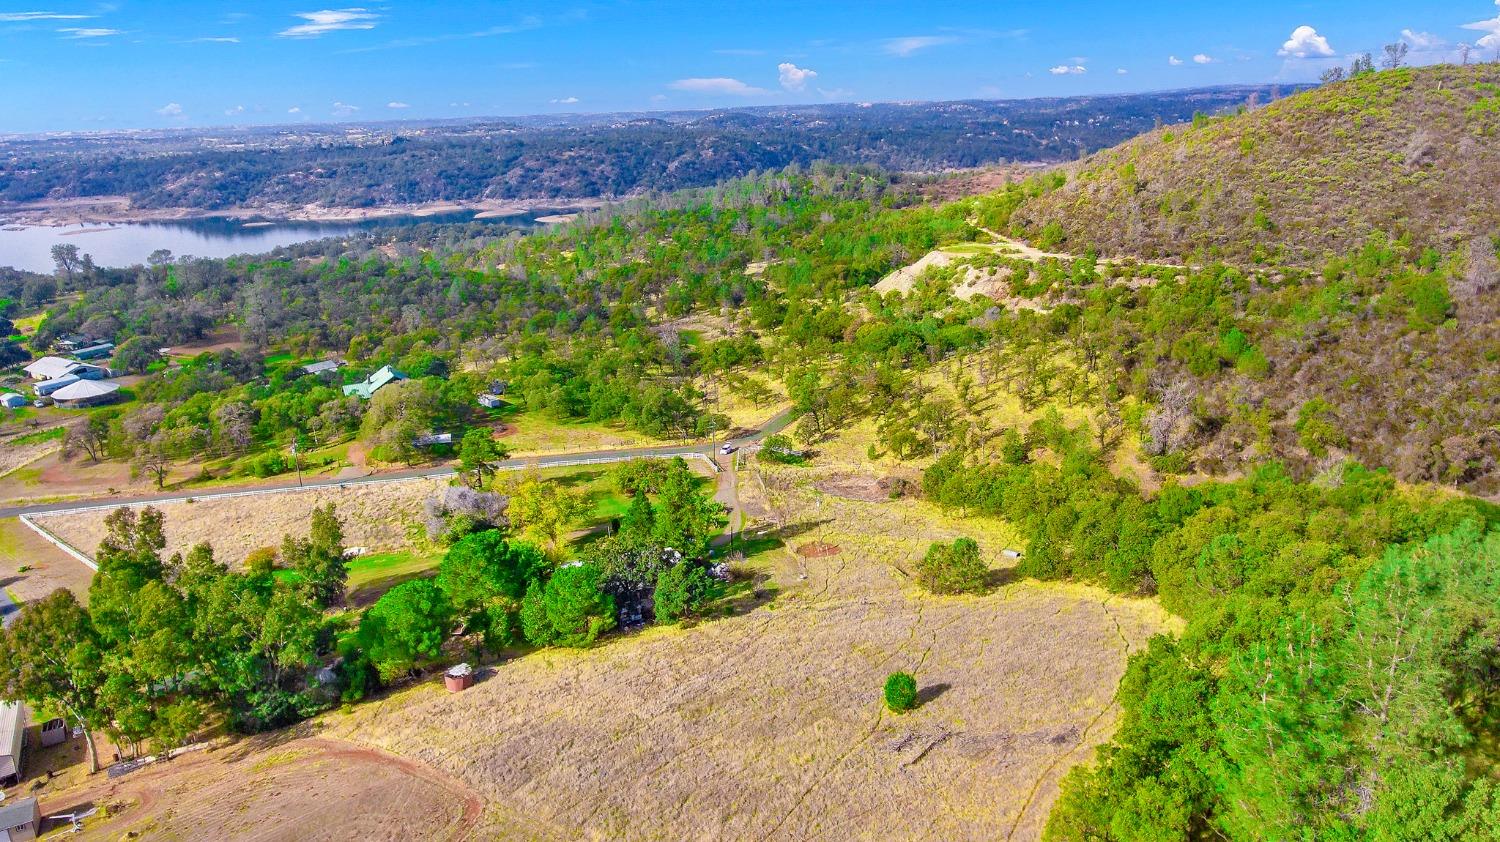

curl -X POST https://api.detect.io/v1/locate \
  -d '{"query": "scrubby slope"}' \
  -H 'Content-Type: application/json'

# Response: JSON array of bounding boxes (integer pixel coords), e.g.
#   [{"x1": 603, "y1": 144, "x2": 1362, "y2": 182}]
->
[{"x1": 1011, "y1": 65, "x2": 1500, "y2": 265}]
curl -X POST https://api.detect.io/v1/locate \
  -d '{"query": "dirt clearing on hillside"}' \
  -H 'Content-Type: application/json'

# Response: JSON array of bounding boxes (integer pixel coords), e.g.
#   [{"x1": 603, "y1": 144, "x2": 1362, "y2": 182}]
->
[
  {"x1": 33, "y1": 477, "x2": 448, "y2": 566},
  {"x1": 44, "y1": 736, "x2": 478, "y2": 841},
  {"x1": 325, "y1": 468, "x2": 1176, "y2": 841}
]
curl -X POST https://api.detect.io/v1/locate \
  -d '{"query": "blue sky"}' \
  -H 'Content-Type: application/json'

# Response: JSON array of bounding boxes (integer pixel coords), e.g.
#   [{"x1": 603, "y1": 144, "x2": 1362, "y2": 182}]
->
[{"x1": 1, "y1": 1, "x2": 1497, "y2": 133}]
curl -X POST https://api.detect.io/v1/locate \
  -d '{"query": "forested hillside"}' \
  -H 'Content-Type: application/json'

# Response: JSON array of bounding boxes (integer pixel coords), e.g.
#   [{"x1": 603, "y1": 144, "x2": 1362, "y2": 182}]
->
[
  {"x1": 0, "y1": 85, "x2": 1299, "y2": 210},
  {"x1": 1009, "y1": 64, "x2": 1500, "y2": 266}
]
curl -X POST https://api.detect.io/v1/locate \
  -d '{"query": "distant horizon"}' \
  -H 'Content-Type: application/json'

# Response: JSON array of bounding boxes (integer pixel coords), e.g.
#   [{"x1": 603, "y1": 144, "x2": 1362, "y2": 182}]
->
[
  {"x1": 2, "y1": 79, "x2": 1316, "y2": 142},
  {"x1": 1, "y1": 0, "x2": 1493, "y2": 133}
]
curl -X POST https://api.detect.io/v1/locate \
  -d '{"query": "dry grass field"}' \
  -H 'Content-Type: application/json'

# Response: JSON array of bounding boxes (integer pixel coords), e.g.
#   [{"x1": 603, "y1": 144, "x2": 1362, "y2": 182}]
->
[
  {"x1": 316, "y1": 459, "x2": 1174, "y2": 841},
  {"x1": 33, "y1": 477, "x2": 449, "y2": 567}
]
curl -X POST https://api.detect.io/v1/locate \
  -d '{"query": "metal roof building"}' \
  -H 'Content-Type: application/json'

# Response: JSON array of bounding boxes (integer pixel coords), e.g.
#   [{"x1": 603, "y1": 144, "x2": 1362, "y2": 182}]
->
[
  {"x1": 342, "y1": 365, "x2": 407, "y2": 400},
  {"x1": 50, "y1": 380, "x2": 120, "y2": 408},
  {"x1": 0, "y1": 701, "x2": 24, "y2": 787}
]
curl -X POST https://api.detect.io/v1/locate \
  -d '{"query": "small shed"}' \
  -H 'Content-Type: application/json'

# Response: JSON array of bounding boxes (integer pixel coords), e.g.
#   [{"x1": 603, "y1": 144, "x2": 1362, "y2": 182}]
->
[
  {"x1": 477, "y1": 393, "x2": 506, "y2": 409},
  {"x1": 51, "y1": 380, "x2": 121, "y2": 409},
  {"x1": 0, "y1": 797, "x2": 39, "y2": 842},
  {"x1": 300, "y1": 359, "x2": 343, "y2": 377},
  {"x1": 413, "y1": 432, "x2": 453, "y2": 448},
  {"x1": 444, "y1": 663, "x2": 474, "y2": 693},
  {"x1": 38, "y1": 717, "x2": 67, "y2": 748},
  {"x1": 70, "y1": 342, "x2": 115, "y2": 361},
  {"x1": 0, "y1": 701, "x2": 24, "y2": 787},
  {"x1": 0, "y1": 394, "x2": 26, "y2": 409}
]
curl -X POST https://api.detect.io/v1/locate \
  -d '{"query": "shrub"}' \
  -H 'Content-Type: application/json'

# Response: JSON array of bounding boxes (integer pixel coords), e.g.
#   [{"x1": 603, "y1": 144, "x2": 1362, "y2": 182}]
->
[
  {"x1": 654, "y1": 562, "x2": 715, "y2": 624},
  {"x1": 243, "y1": 546, "x2": 278, "y2": 576},
  {"x1": 520, "y1": 562, "x2": 616, "y2": 648},
  {"x1": 917, "y1": 537, "x2": 989, "y2": 595},
  {"x1": 759, "y1": 434, "x2": 807, "y2": 465},
  {"x1": 884, "y1": 672, "x2": 918, "y2": 713}
]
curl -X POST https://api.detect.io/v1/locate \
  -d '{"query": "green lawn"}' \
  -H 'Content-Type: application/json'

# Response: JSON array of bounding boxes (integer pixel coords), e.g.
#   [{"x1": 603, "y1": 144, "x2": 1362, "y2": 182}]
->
[{"x1": 276, "y1": 549, "x2": 442, "y2": 602}]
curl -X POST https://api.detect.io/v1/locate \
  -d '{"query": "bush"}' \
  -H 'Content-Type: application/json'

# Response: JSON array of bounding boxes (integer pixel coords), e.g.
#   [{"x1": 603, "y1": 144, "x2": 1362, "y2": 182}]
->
[
  {"x1": 884, "y1": 672, "x2": 918, "y2": 713},
  {"x1": 654, "y1": 562, "x2": 715, "y2": 624},
  {"x1": 248, "y1": 451, "x2": 289, "y2": 478},
  {"x1": 916, "y1": 537, "x2": 988, "y2": 595},
  {"x1": 759, "y1": 434, "x2": 807, "y2": 465},
  {"x1": 520, "y1": 562, "x2": 616, "y2": 648},
  {"x1": 243, "y1": 546, "x2": 278, "y2": 576}
]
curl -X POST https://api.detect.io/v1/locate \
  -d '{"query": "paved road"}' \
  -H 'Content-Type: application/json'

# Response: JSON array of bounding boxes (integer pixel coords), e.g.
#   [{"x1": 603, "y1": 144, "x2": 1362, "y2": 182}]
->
[{"x1": 0, "y1": 408, "x2": 798, "y2": 520}]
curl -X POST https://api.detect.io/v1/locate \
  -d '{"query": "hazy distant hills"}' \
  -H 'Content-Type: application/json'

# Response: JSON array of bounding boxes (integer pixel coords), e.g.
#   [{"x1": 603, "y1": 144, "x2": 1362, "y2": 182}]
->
[
  {"x1": 1010, "y1": 64, "x2": 1500, "y2": 265},
  {"x1": 0, "y1": 85, "x2": 1306, "y2": 211}
]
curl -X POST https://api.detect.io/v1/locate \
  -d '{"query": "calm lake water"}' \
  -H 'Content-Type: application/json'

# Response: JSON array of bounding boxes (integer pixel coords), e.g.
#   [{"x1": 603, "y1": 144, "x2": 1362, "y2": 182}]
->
[{"x1": 0, "y1": 210, "x2": 546, "y2": 273}]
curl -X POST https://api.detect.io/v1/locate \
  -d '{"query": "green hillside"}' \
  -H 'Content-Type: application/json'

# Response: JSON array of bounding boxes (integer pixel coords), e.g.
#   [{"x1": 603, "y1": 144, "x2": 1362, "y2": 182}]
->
[{"x1": 1009, "y1": 64, "x2": 1500, "y2": 267}]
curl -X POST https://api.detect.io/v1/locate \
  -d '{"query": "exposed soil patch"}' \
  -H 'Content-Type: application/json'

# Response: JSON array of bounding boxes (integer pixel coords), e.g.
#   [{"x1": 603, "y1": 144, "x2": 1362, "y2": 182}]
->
[
  {"x1": 795, "y1": 541, "x2": 842, "y2": 558},
  {"x1": 814, "y1": 473, "x2": 911, "y2": 503},
  {"x1": 42, "y1": 736, "x2": 480, "y2": 842}
]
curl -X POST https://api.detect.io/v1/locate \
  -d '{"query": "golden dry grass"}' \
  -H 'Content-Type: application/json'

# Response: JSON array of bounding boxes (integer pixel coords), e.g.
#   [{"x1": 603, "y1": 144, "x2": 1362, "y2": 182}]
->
[
  {"x1": 33, "y1": 477, "x2": 449, "y2": 567},
  {"x1": 322, "y1": 459, "x2": 1175, "y2": 841}
]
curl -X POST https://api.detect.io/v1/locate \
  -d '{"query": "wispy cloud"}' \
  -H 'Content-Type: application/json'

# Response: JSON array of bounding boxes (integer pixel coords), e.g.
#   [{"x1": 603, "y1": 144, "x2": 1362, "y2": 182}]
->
[
  {"x1": 1168, "y1": 55, "x2": 1184, "y2": 66},
  {"x1": 224, "y1": 105, "x2": 245, "y2": 116},
  {"x1": 1049, "y1": 64, "x2": 1086, "y2": 75},
  {"x1": 1400, "y1": 29, "x2": 1445, "y2": 51},
  {"x1": 189, "y1": 36, "x2": 240, "y2": 44},
  {"x1": 1278, "y1": 25, "x2": 1335, "y2": 58},
  {"x1": 778, "y1": 62, "x2": 817, "y2": 91},
  {"x1": 339, "y1": 16, "x2": 541, "y2": 53},
  {"x1": 288, "y1": 106, "x2": 302, "y2": 114},
  {"x1": 0, "y1": 11, "x2": 91, "y2": 22},
  {"x1": 59, "y1": 27, "x2": 121, "y2": 39},
  {"x1": 278, "y1": 8, "x2": 379, "y2": 39},
  {"x1": 1193, "y1": 53, "x2": 1214, "y2": 64},
  {"x1": 883, "y1": 35, "x2": 958, "y2": 57},
  {"x1": 386, "y1": 101, "x2": 409, "y2": 109},
  {"x1": 331, "y1": 101, "x2": 359, "y2": 117},
  {"x1": 668, "y1": 77, "x2": 770, "y2": 96},
  {"x1": 156, "y1": 102, "x2": 184, "y2": 117},
  {"x1": 549, "y1": 96, "x2": 579, "y2": 104}
]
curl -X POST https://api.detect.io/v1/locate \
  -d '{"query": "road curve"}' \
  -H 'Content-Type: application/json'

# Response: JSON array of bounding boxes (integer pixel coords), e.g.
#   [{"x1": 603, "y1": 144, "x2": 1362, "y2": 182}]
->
[{"x1": 0, "y1": 408, "x2": 798, "y2": 520}]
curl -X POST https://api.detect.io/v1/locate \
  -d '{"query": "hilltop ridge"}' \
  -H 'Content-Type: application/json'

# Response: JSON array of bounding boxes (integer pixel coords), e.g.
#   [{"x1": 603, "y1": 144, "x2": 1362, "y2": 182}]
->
[{"x1": 1008, "y1": 64, "x2": 1500, "y2": 266}]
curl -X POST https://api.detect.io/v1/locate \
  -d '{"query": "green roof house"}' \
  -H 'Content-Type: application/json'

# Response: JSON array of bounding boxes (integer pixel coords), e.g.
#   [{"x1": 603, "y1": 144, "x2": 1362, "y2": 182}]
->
[{"x1": 342, "y1": 365, "x2": 407, "y2": 400}]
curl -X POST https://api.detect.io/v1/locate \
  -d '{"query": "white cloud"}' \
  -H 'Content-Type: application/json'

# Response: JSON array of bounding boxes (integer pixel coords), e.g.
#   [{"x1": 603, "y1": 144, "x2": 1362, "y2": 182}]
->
[
  {"x1": 191, "y1": 36, "x2": 239, "y2": 43},
  {"x1": 1168, "y1": 55, "x2": 1183, "y2": 65},
  {"x1": 1462, "y1": 3, "x2": 1500, "y2": 51},
  {"x1": 288, "y1": 106, "x2": 302, "y2": 114},
  {"x1": 58, "y1": 27, "x2": 121, "y2": 38},
  {"x1": 224, "y1": 104, "x2": 245, "y2": 116},
  {"x1": 549, "y1": 96, "x2": 580, "y2": 104},
  {"x1": 0, "y1": 11, "x2": 90, "y2": 21},
  {"x1": 650, "y1": 94, "x2": 668, "y2": 102},
  {"x1": 778, "y1": 62, "x2": 817, "y2": 91},
  {"x1": 883, "y1": 35, "x2": 958, "y2": 57},
  {"x1": 278, "y1": 8, "x2": 379, "y2": 39},
  {"x1": 1278, "y1": 25, "x2": 1335, "y2": 58},
  {"x1": 331, "y1": 101, "x2": 359, "y2": 117},
  {"x1": 386, "y1": 101, "x2": 409, "y2": 109},
  {"x1": 156, "y1": 102, "x2": 184, "y2": 117},
  {"x1": 1116, "y1": 68, "x2": 1128, "y2": 75},
  {"x1": 1049, "y1": 64, "x2": 1086, "y2": 75},
  {"x1": 1193, "y1": 53, "x2": 1214, "y2": 64},
  {"x1": 1400, "y1": 29, "x2": 1445, "y2": 50},
  {"x1": 668, "y1": 77, "x2": 769, "y2": 96}
]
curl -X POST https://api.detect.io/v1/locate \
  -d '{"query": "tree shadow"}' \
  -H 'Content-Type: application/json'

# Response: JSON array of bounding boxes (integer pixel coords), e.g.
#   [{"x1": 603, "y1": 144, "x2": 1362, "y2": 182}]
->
[
  {"x1": 916, "y1": 682, "x2": 952, "y2": 707},
  {"x1": 769, "y1": 518, "x2": 834, "y2": 542},
  {"x1": 984, "y1": 567, "x2": 1018, "y2": 590}
]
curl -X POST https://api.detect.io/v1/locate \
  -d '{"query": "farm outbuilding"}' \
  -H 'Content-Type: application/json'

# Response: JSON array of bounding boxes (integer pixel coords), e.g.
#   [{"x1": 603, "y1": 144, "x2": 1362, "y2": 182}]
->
[
  {"x1": 23, "y1": 357, "x2": 79, "y2": 381},
  {"x1": 0, "y1": 701, "x2": 24, "y2": 787},
  {"x1": 0, "y1": 394, "x2": 25, "y2": 409},
  {"x1": 0, "y1": 797, "x2": 39, "y2": 842},
  {"x1": 38, "y1": 717, "x2": 66, "y2": 749},
  {"x1": 477, "y1": 393, "x2": 506, "y2": 409},
  {"x1": 50, "y1": 380, "x2": 120, "y2": 409},
  {"x1": 70, "y1": 342, "x2": 115, "y2": 361},
  {"x1": 300, "y1": 359, "x2": 343, "y2": 377}
]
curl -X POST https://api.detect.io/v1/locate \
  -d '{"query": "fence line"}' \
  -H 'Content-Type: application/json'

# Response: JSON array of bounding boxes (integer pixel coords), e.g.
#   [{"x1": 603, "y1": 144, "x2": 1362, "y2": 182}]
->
[
  {"x1": 21, "y1": 449, "x2": 719, "y2": 571},
  {"x1": 19, "y1": 514, "x2": 98, "y2": 571}
]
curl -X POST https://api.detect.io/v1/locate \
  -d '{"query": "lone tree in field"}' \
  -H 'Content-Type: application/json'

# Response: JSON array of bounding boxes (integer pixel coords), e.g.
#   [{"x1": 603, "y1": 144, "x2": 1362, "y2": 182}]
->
[
  {"x1": 917, "y1": 537, "x2": 988, "y2": 595},
  {"x1": 458, "y1": 428, "x2": 508, "y2": 489},
  {"x1": 884, "y1": 672, "x2": 918, "y2": 713},
  {"x1": 281, "y1": 503, "x2": 348, "y2": 608}
]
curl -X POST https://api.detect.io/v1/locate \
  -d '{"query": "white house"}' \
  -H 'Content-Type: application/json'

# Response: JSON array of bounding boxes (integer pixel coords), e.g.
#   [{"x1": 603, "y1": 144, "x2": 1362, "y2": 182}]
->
[
  {"x1": 0, "y1": 797, "x2": 39, "y2": 842},
  {"x1": 23, "y1": 358, "x2": 107, "y2": 383}
]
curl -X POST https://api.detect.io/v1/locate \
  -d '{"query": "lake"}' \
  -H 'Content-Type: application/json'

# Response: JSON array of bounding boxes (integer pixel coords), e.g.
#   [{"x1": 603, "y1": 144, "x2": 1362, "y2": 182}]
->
[{"x1": 0, "y1": 210, "x2": 549, "y2": 273}]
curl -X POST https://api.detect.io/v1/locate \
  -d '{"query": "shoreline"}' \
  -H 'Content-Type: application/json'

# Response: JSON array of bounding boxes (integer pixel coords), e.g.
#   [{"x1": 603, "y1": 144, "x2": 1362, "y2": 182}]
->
[{"x1": 0, "y1": 196, "x2": 609, "y2": 228}]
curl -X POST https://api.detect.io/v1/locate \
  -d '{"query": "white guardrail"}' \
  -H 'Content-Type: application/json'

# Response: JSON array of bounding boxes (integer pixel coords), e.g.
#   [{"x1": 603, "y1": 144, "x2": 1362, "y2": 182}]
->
[{"x1": 17, "y1": 450, "x2": 720, "y2": 570}]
